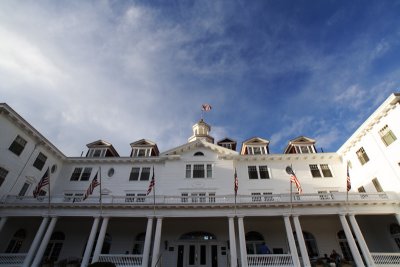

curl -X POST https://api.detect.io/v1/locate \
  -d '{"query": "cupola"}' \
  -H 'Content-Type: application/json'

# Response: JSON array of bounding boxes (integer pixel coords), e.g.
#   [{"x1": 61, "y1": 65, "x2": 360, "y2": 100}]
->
[{"x1": 188, "y1": 119, "x2": 214, "y2": 144}]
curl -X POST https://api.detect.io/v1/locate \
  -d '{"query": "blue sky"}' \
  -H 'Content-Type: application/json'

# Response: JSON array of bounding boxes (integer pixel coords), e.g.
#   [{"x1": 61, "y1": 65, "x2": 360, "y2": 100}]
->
[{"x1": 1, "y1": 0, "x2": 399, "y2": 156}]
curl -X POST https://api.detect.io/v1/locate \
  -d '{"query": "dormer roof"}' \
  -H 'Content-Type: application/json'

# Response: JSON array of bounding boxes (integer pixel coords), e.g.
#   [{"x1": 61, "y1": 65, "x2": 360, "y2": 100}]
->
[
  {"x1": 284, "y1": 136, "x2": 316, "y2": 154},
  {"x1": 240, "y1": 137, "x2": 270, "y2": 155},
  {"x1": 86, "y1": 139, "x2": 120, "y2": 157},
  {"x1": 217, "y1": 137, "x2": 237, "y2": 151}
]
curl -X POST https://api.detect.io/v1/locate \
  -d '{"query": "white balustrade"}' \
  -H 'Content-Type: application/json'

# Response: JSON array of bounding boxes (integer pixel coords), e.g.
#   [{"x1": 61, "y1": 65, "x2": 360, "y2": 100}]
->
[
  {"x1": 371, "y1": 252, "x2": 400, "y2": 266},
  {"x1": 98, "y1": 254, "x2": 142, "y2": 266},
  {"x1": 0, "y1": 253, "x2": 27, "y2": 266},
  {"x1": 247, "y1": 254, "x2": 293, "y2": 267}
]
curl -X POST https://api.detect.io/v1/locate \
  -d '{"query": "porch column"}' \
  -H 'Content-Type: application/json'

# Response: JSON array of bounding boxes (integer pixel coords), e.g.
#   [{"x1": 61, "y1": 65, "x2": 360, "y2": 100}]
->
[
  {"x1": 142, "y1": 216, "x2": 154, "y2": 267},
  {"x1": 348, "y1": 214, "x2": 375, "y2": 266},
  {"x1": 91, "y1": 217, "x2": 110, "y2": 264},
  {"x1": 151, "y1": 217, "x2": 163, "y2": 267},
  {"x1": 0, "y1": 217, "x2": 7, "y2": 233},
  {"x1": 23, "y1": 217, "x2": 49, "y2": 267},
  {"x1": 339, "y1": 214, "x2": 364, "y2": 267},
  {"x1": 293, "y1": 215, "x2": 311, "y2": 267},
  {"x1": 81, "y1": 217, "x2": 100, "y2": 267},
  {"x1": 395, "y1": 214, "x2": 400, "y2": 225},
  {"x1": 283, "y1": 215, "x2": 301, "y2": 267},
  {"x1": 237, "y1": 216, "x2": 248, "y2": 267},
  {"x1": 228, "y1": 216, "x2": 238, "y2": 267},
  {"x1": 31, "y1": 216, "x2": 58, "y2": 267}
]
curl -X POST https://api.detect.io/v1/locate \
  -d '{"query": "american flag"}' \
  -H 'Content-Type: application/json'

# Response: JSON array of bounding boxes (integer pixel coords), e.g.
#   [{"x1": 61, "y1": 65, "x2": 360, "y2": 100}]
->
[
  {"x1": 347, "y1": 163, "x2": 351, "y2": 191},
  {"x1": 33, "y1": 168, "x2": 50, "y2": 198},
  {"x1": 201, "y1": 104, "x2": 212, "y2": 111},
  {"x1": 147, "y1": 167, "x2": 155, "y2": 195},
  {"x1": 234, "y1": 168, "x2": 238, "y2": 196},
  {"x1": 286, "y1": 166, "x2": 303, "y2": 194},
  {"x1": 83, "y1": 171, "x2": 100, "y2": 200}
]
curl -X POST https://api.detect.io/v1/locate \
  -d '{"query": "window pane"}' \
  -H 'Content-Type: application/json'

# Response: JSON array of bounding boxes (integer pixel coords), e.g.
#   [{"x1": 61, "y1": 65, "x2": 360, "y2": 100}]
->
[
  {"x1": 379, "y1": 125, "x2": 397, "y2": 146},
  {"x1": 259, "y1": 166, "x2": 270, "y2": 179},
  {"x1": 129, "y1": 167, "x2": 140, "y2": 181},
  {"x1": 356, "y1": 147, "x2": 369, "y2": 165},
  {"x1": 309, "y1": 164, "x2": 322, "y2": 177},
  {"x1": 140, "y1": 167, "x2": 151, "y2": 181},
  {"x1": 70, "y1": 168, "x2": 82, "y2": 181},
  {"x1": 80, "y1": 168, "x2": 92, "y2": 181},
  {"x1": 186, "y1": 165, "x2": 191, "y2": 178},
  {"x1": 0, "y1": 167, "x2": 9, "y2": 187},
  {"x1": 193, "y1": 164, "x2": 205, "y2": 178},
  {"x1": 206, "y1": 164, "x2": 212, "y2": 178},
  {"x1": 372, "y1": 178, "x2": 383, "y2": 192},
  {"x1": 9, "y1": 135, "x2": 27, "y2": 156},
  {"x1": 18, "y1": 183, "x2": 29, "y2": 196},
  {"x1": 248, "y1": 166, "x2": 258, "y2": 179},
  {"x1": 33, "y1": 152, "x2": 47, "y2": 171},
  {"x1": 320, "y1": 164, "x2": 333, "y2": 177}
]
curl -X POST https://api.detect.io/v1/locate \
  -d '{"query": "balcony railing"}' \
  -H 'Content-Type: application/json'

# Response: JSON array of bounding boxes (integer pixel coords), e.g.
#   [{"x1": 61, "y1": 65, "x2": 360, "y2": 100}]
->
[
  {"x1": 248, "y1": 254, "x2": 293, "y2": 266},
  {"x1": 98, "y1": 254, "x2": 142, "y2": 266},
  {"x1": 371, "y1": 252, "x2": 400, "y2": 266},
  {"x1": 1, "y1": 192, "x2": 396, "y2": 207},
  {"x1": 0, "y1": 253, "x2": 26, "y2": 266}
]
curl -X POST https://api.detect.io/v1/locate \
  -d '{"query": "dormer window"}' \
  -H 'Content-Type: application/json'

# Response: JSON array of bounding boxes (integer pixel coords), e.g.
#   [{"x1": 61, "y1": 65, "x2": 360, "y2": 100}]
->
[
  {"x1": 247, "y1": 146, "x2": 266, "y2": 155},
  {"x1": 130, "y1": 139, "x2": 159, "y2": 158},
  {"x1": 295, "y1": 145, "x2": 315, "y2": 154},
  {"x1": 132, "y1": 148, "x2": 152, "y2": 157},
  {"x1": 88, "y1": 148, "x2": 107, "y2": 158}
]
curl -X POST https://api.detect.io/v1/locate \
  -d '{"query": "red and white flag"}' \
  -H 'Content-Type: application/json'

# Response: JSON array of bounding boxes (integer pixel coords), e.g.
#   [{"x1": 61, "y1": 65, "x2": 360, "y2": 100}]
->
[
  {"x1": 234, "y1": 168, "x2": 238, "y2": 196},
  {"x1": 33, "y1": 168, "x2": 50, "y2": 198},
  {"x1": 83, "y1": 171, "x2": 100, "y2": 200},
  {"x1": 347, "y1": 163, "x2": 351, "y2": 191},
  {"x1": 147, "y1": 167, "x2": 155, "y2": 195},
  {"x1": 201, "y1": 104, "x2": 212, "y2": 111},
  {"x1": 286, "y1": 166, "x2": 303, "y2": 194}
]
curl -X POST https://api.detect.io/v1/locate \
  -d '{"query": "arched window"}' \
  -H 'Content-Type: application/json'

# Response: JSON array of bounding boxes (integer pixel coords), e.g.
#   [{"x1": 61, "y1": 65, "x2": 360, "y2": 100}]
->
[
  {"x1": 132, "y1": 232, "x2": 146, "y2": 254},
  {"x1": 245, "y1": 231, "x2": 264, "y2": 255},
  {"x1": 43, "y1": 232, "x2": 65, "y2": 262},
  {"x1": 180, "y1": 231, "x2": 216, "y2": 240},
  {"x1": 5, "y1": 229, "x2": 26, "y2": 253},
  {"x1": 194, "y1": 152, "x2": 204, "y2": 156},
  {"x1": 337, "y1": 230, "x2": 353, "y2": 261},
  {"x1": 390, "y1": 223, "x2": 400, "y2": 250},
  {"x1": 294, "y1": 231, "x2": 319, "y2": 258}
]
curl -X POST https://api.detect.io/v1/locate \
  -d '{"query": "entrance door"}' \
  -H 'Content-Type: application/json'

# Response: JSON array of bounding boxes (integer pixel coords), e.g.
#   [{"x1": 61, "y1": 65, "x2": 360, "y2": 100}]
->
[{"x1": 188, "y1": 243, "x2": 208, "y2": 267}]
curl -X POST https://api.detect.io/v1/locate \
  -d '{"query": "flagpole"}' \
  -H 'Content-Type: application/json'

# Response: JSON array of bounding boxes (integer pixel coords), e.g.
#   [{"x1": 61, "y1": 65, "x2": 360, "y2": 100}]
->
[
  {"x1": 99, "y1": 167, "x2": 102, "y2": 216},
  {"x1": 48, "y1": 168, "x2": 51, "y2": 215},
  {"x1": 153, "y1": 167, "x2": 156, "y2": 216}
]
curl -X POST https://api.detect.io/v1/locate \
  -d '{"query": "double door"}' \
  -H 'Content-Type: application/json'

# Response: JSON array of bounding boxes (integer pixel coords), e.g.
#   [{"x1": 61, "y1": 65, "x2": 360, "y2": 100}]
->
[{"x1": 177, "y1": 243, "x2": 218, "y2": 267}]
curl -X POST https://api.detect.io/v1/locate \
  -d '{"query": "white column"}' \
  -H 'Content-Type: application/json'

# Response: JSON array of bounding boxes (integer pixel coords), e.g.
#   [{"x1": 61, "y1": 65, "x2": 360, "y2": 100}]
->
[
  {"x1": 395, "y1": 214, "x2": 400, "y2": 225},
  {"x1": 293, "y1": 215, "x2": 311, "y2": 267},
  {"x1": 151, "y1": 217, "x2": 163, "y2": 267},
  {"x1": 348, "y1": 215, "x2": 375, "y2": 266},
  {"x1": 31, "y1": 217, "x2": 58, "y2": 267},
  {"x1": 91, "y1": 217, "x2": 109, "y2": 264},
  {"x1": 81, "y1": 217, "x2": 100, "y2": 267},
  {"x1": 283, "y1": 216, "x2": 301, "y2": 267},
  {"x1": 228, "y1": 216, "x2": 238, "y2": 267},
  {"x1": 23, "y1": 217, "x2": 49, "y2": 267},
  {"x1": 237, "y1": 216, "x2": 248, "y2": 267},
  {"x1": 0, "y1": 217, "x2": 7, "y2": 233},
  {"x1": 142, "y1": 217, "x2": 154, "y2": 267},
  {"x1": 339, "y1": 214, "x2": 364, "y2": 267}
]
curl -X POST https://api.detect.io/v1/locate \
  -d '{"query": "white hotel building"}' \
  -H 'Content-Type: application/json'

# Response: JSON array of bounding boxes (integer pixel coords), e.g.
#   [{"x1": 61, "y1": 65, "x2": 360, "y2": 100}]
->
[{"x1": 0, "y1": 93, "x2": 400, "y2": 267}]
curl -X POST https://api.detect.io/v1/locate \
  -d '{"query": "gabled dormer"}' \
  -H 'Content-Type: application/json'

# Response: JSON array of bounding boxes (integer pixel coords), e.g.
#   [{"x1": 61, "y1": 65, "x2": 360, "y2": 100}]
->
[
  {"x1": 130, "y1": 139, "x2": 159, "y2": 157},
  {"x1": 86, "y1": 140, "x2": 119, "y2": 158},
  {"x1": 217, "y1": 138, "x2": 237, "y2": 151},
  {"x1": 188, "y1": 119, "x2": 214, "y2": 144},
  {"x1": 240, "y1": 137, "x2": 270, "y2": 155},
  {"x1": 284, "y1": 136, "x2": 317, "y2": 154}
]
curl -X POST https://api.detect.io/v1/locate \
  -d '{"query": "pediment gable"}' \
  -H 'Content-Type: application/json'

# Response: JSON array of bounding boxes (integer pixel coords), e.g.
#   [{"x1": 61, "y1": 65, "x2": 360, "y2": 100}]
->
[
  {"x1": 130, "y1": 139, "x2": 157, "y2": 147},
  {"x1": 86, "y1": 139, "x2": 113, "y2": 148},
  {"x1": 288, "y1": 136, "x2": 315, "y2": 144},
  {"x1": 242, "y1": 137, "x2": 270, "y2": 145}
]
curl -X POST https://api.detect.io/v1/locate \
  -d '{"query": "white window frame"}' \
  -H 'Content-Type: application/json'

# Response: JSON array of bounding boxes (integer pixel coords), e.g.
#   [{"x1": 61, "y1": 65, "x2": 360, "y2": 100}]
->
[
  {"x1": 247, "y1": 146, "x2": 267, "y2": 155},
  {"x1": 129, "y1": 167, "x2": 151, "y2": 181},
  {"x1": 310, "y1": 164, "x2": 333, "y2": 178},
  {"x1": 88, "y1": 148, "x2": 107, "y2": 158},
  {"x1": 248, "y1": 165, "x2": 270, "y2": 179},
  {"x1": 379, "y1": 125, "x2": 397, "y2": 146},
  {"x1": 132, "y1": 148, "x2": 152, "y2": 157},
  {"x1": 185, "y1": 164, "x2": 213, "y2": 179}
]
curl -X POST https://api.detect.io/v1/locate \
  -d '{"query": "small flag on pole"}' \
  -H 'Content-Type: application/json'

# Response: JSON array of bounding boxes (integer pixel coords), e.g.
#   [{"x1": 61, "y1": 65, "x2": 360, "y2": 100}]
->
[
  {"x1": 201, "y1": 104, "x2": 212, "y2": 111},
  {"x1": 347, "y1": 163, "x2": 351, "y2": 191},
  {"x1": 83, "y1": 171, "x2": 100, "y2": 200},
  {"x1": 147, "y1": 167, "x2": 155, "y2": 195},
  {"x1": 234, "y1": 168, "x2": 238, "y2": 195},
  {"x1": 33, "y1": 168, "x2": 50, "y2": 198},
  {"x1": 286, "y1": 166, "x2": 303, "y2": 194}
]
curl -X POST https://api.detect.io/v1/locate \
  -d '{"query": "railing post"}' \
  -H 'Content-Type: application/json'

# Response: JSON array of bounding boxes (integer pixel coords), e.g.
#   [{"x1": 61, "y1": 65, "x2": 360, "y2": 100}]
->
[{"x1": 81, "y1": 217, "x2": 100, "y2": 267}]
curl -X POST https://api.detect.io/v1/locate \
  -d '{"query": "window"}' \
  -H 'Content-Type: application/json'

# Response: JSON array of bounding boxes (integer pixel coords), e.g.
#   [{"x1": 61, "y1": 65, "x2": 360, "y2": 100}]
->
[
  {"x1": 309, "y1": 165, "x2": 322, "y2": 178},
  {"x1": 337, "y1": 230, "x2": 353, "y2": 261},
  {"x1": 0, "y1": 167, "x2": 9, "y2": 187},
  {"x1": 247, "y1": 146, "x2": 266, "y2": 155},
  {"x1": 356, "y1": 147, "x2": 369, "y2": 165},
  {"x1": 390, "y1": 224, "x2": 400, "y2": 250},
  {"x1": 294, "y1": 145, "x2": 314, "y2": 154},
  {"x1": 70, "y1": 167, "x2": 92, "y2": 181},
  {"x1": 132, "y1": 233, "x2": 146, "y2": 254},
  {"x1": 132, "y1": 148, "x2": 152, "y2": 157},
  {"x1": 88, "y1": 149, "x2": 106, "y2": 158},
  {"x1": 33, "y1": 152, "x2": 47, "y2": 171},
  {"x1": 194, "y1": 151, "x2": 204, "y2": 156},
  {"x1": 43, "y1": 232, "x2": 65, "y2": 262},
  {"x1": 5, "y1": 229, "x2": 26, "y2": 253},
  {"x1": 246, "y1": 231, "x2": 264, "y2": 255},
  {"x1": 248, "y1": 165, "x2": 270, "y2": 179},
  {"x1": 186, "y1": 164, "x2": 212, "y2": 178},
  {"x1": 18, "y1": 182, "x2": 30, "y2": 196},
  {"x1": 129, "y1": 167, "x2": 151, "y2": 181},
  {"x1": 372, "y1": 177, "x2": 383, "y2": 192},
  {"x1": 320, "y1": 164, "x2": 333, "y2": 177},
  {"x1": 293, "y1": 231, "x2": 319, "y2": 258},
  {"x1": 379, "y1": 125, "x2": 397, "y2": 146},
  {"x1": 8, "y1": 135, "x2": 27, "y2": 156}
]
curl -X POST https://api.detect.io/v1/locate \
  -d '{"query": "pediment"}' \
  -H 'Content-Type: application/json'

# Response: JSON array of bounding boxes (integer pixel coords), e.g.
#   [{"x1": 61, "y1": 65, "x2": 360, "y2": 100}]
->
[
  {"x1": 86, "y1": 139, "x2": 113, "y2": 148},
  {"x1": 161, "y1": 139, "x2": 238, "y2": 157},
  {"x1": 288, "y1": 136, "x2": 315, "y2": 144},
  {"x1": 242, "y1": 137, "x2": 270, "y2": 145},
  {"x1": 217, "y1": 137, "x2": 237, "y2": 144},
  {"x1": 130, "y1": 139, "x2": 157, "y2": 147}
]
